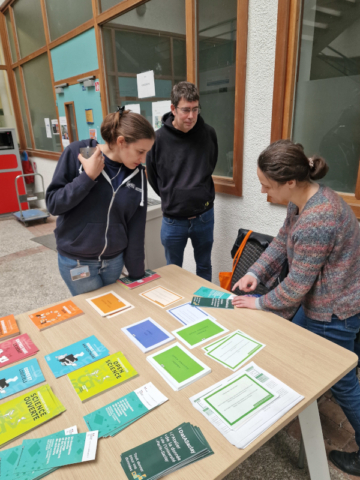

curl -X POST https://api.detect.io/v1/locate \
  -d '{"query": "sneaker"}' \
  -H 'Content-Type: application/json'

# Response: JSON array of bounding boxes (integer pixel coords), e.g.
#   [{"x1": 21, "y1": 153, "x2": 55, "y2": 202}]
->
[{"x1": 329, "y1": 450, "x2": 360, "y2": 477}]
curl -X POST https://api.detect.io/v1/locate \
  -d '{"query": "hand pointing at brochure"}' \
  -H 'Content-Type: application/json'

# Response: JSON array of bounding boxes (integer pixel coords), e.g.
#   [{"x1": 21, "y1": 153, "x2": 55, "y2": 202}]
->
[{"x1": 231, "y1": 274, "x2": 258, "y2": 309}]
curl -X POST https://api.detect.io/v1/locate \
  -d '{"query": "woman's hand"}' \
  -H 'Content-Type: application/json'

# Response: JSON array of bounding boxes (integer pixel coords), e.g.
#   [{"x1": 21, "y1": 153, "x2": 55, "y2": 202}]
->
[
  {"x1": 232, "y1": 274, "x2": 258, "y2": 293},
  {"x1": 232, "y1": 295, "x2": 257, "y2": 310},
  {"x1": 78, "y1": 147, "x2": 104, "y2": 180}
]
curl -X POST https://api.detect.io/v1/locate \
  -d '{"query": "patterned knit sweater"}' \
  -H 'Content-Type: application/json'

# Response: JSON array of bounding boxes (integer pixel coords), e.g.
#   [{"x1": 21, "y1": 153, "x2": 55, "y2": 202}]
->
[{"x1": 248, "y1": 185, "x2": 360, "y2": 321}]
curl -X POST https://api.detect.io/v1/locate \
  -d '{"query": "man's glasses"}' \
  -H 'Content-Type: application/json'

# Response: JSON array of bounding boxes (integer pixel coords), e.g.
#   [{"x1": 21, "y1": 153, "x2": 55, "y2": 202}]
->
[{"x1": 175, "y1": 105, "x2": 201, "y2": 115}]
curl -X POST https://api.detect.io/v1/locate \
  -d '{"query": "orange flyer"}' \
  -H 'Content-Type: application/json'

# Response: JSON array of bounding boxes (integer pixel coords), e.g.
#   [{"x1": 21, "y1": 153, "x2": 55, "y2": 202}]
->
[
  {"x1": 86, "y1": 291, "x2": 131, "y2": 316},
  {"x1": 29, "y1": 300, "x2": 83, "y2": 331},
  {"x1": 0, "y1": 315, "x2": 20, "y2": 340}
]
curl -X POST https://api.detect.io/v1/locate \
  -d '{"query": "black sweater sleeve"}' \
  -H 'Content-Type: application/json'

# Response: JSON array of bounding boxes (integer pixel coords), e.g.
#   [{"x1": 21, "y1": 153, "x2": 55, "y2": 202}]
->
[
  {"x1": 46, "y1": 145, "x2": 97, "y2": 216},
  {"x1": 123, "y1": 179, "x2": 147, "y2": 279},
  {"x1": 145, "y1": 142, "x2": 160, "y2": 196},
  {"x1": 210, "y1": 127, "x2": 218, "y2": 173}
]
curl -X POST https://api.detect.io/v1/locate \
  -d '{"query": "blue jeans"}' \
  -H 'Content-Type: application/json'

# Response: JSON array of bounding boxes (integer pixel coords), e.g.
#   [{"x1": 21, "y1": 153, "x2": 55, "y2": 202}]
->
[
  {"x1": 160, "y1": 208, "x2": 214, "y2": 282},
  {"x1": 58, "y1": 252, "x2": 124, "y2": 296},
  {"x1": 293, "y1": 306, "x2": 360, "y2": 448}
]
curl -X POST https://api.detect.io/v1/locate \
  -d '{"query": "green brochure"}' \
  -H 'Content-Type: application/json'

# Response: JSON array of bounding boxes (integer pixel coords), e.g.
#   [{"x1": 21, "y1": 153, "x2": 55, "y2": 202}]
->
[
  {"x1": 14, "y1": 431, "x2": 98, "y2": 474},
  {"x1": 0, "y1": 385, "x2": 66, "y2": 447},
  {"x1": 0, "y1": 445, "x2": 22, "y2": 478},
  {"x1": 193, "y1": 286, "x2": 232, "y2": 299},
  {"x1": 68, "y1": 351, "x2": 138, "y2": 402},
  {"x1": 172, "y1": 319, "x2": 228, "y2": 349},
  {"x1": 84, "y1": 382, "x2": 168, "y2": 438},
  {"x1": 120, "y1": 422, "x2": 213, "y2": 480},
  {"x1": 151, "y1": 345, "x2": 204, "y2": 383},
  {"x1": 191, "y1": 296, "x2": 234, "y2": 309}
]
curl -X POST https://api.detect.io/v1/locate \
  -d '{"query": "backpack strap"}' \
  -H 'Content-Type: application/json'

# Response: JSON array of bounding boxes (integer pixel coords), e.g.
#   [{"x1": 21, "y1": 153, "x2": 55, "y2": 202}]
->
[{"x1": 231, "y1": 230, "x2": 253, "y2": 279}]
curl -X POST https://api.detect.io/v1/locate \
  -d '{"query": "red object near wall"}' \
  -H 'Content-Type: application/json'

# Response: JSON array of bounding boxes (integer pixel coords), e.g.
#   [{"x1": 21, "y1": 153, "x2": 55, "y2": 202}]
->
[{"x1": 0, "y1": 172, "x2": 28, "y2": 214}]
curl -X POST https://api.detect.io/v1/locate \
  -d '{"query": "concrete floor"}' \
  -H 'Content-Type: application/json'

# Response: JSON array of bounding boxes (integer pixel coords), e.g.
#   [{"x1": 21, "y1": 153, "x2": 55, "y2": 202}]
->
[{"x1": 0, "y1": 214, "x2": 356, "y2": 480}]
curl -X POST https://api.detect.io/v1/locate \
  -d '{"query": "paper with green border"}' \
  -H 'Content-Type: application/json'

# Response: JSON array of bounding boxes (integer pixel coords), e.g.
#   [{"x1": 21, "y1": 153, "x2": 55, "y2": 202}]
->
[
  {"x1": 173, "y1": 319, "x2": 228, "y2": 348},
  {"x1": 204, "y1": 331, "x2": 265, "y2": 369},
  {"x1": 203, "y1": 374, "x2": 276, "y2": 428}
]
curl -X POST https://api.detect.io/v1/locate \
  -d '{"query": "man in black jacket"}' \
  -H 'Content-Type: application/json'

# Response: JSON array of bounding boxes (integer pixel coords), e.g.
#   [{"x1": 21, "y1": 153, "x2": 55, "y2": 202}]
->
[{"x1": 146, "y1": 82, "x2": 218, "y2": 281}]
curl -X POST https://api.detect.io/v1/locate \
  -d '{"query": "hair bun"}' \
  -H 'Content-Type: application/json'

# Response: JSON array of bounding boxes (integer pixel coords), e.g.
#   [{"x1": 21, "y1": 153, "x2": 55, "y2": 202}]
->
[{"x1": 309, "y1": 155, "x2": 329, "y2": 180}]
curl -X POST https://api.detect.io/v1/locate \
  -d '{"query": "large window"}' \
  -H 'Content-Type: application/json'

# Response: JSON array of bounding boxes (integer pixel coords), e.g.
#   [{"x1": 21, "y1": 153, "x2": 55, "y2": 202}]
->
[
  {"x1": 12, "y1": 0, "x2": 46, "y2": 58},
  {"x1": 102, "y1": 0, "x2": 186, "y2": 125},
  {"x1": 272, "y1": 0, "x2": 360, "y2": 215},
  {"x1": 45, "y1": 0, "x2": 93, "y2": 41}
]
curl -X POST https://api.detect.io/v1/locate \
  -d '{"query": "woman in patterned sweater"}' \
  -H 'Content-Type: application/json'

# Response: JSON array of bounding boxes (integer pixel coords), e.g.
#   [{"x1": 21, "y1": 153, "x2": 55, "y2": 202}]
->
[{"x1": 232, "y1": 140, "x2": 360, "y2": 476}]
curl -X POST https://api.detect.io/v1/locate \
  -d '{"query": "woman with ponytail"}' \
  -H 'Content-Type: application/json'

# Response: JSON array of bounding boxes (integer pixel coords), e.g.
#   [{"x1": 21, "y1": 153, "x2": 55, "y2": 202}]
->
[
  {"x1": 232, "y1": 139, "x2": 360, "y2": 476},
  {"x1": 46, "y1": 108, "x2": 155, "y2": 295}
]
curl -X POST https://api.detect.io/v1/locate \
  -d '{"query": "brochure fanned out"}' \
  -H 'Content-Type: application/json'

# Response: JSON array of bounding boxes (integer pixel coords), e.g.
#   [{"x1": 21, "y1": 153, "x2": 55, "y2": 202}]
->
[
  {"x1": 147, "y1": 343, "x2": 211, "y2": 391},
  {"x1": 45, "y1": 335, "x2": 109, "y2": 378},
  {"x1": 84, "y1": 382, "x2": 168, "y2": 438},
  {"x1": 121, "y1": 317, "x2": 174, "y2": 353},
  {"x1": 193, "y1": 286, "x2": 234, "y2": 300},
  {"x1": 68, "y1": 351, "x2": 138, "y2": 402},
  {"x1": 0, "y1": 384, "x2": 66, "y2": 447},
  {"x1": 0, "y1": 315, "x2": 20, "y2": 340},
  {"x1": 190, "y1": 361, "x2": 304, "y2": 448},
  {"x1": 0, "y1": 334, "x2": 39, "y2": 368},
  {"x1": 0, "y1": 358, "x2": 45, "y2": 399},
  {"x1": 120, "y1": 422, "x2": 213, "y2": 480}
]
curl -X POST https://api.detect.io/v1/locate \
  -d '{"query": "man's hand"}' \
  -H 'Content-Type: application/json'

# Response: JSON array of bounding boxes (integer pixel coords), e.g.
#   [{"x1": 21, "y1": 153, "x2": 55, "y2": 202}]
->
[
  {"x1": 231, "y1": 295, "x2": 257, "y2": 310},
  {"x1": 232, "y1": 274, "x2": 258, "y2": 293},
  {"x1": 78, "y1": 147, "x2": 104, "y2": 180}
]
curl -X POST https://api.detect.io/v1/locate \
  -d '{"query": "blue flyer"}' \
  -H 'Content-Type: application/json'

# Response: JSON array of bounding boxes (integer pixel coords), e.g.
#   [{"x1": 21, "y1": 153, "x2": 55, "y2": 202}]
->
[
  {"x1": 0, "y1": 358, "x2": 45, "y2": 400},
  {"x1": 44, "y1": 335, "x2": 109, "y2": 378},
  {"x1": 122, "y1": 318, "x2": 174, "y2": 353}
]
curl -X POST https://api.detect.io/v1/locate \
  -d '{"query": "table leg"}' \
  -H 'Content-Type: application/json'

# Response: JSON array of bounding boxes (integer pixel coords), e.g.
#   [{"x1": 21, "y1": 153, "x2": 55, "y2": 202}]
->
[{"x1": 298, "y1": 401, "x2": 330, "y2": 480}]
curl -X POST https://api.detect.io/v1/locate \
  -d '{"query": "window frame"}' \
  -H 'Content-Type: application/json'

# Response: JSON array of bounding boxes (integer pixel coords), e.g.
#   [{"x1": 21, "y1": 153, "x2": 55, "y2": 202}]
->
[
  {"x1": 1, "y1": 0, "x2": 248, "y2": 196},
  {"x1": 271, "y1": 0, "x2": 360, "y2": 218}
]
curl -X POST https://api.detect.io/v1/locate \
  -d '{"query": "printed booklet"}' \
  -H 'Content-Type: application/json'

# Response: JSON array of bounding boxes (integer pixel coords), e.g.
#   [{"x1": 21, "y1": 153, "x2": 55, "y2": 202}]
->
[
  {"x1": 68, "y1": 351, "x2": 138, "y2": 402},
  {"x1": 0, "y1": 315, "x2": 20, "y2": 340},
  {"x1": 172, "y1": 318, "x2": 228, "y2": 349},
  {"x1": 121, "y1": 317, "x2": 174, "y2": 353},
  {"x1": 45, "y1": 335, "x2": 109, "y2": 378},
  {"x1": 29, "y1": 300, "x2": 83, "y2": 330},
  {"x1": 117, "y1": 269, "x2": 161, "y2": 289},
  {"x1": 0, "y1": 358, "x2": 45, "y2": 400},
  {"x1": 86, "y1": 291, "x2": 133, "y2": 317},
  {"x1": 120, "y1": 422, "x2": 213, "y2": 480},
  {"x1": 0, "y1": 384, "x2": 66, "y2": 447},
  {"x1": 84, "y1": 382, "x2": 168, "y2": 438},
  {"x1": 0, "y1": 333, "x2": 39, "y2": 368}
]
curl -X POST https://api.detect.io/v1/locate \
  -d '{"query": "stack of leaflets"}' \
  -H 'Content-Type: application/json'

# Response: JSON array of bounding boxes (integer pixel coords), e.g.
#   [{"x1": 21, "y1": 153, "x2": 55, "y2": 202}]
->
[
  {"x1": 117, "y1": 269, "x2": 161, "y2": 289},
  {"x1": 0, "y1": 334, "x2": 39, "y2": 368},
  {"x1": 167, "y1": 302, "x2": 216, "y2": 326},
  {"x1": 0, "y1": 426, "x2": 77, "y2": 479},
  {"x1": 86, "y1": 291, "x2": 134, "y2": 318},
  {"x1": 191, "y1": 286, "x2": 235, "y2": 310},
  {"x1": 68, "y1": 351, "x2": 138, "y2": 402},
  {"x1": 12, "y1": 428, "x2": 98, "y2": 479},
  {"x1": 172, "y1": 318, "x2": 228, "y2": 349},
  {"x1": 122, "y1": 318, "x2": 174, "y2": 353},
  {"x1": 0, "y1": 315, "x2": 20, "y2": 340},
  {"x1": 147, "y1": 343, "x2": 211, "y2": 391},
  {"x1": 29, "y1": 300, "x2": 83, "y2": 330},
  {"x1": 140, "y1": 286, "x2": 184, "y2": 309},
  {"x1": 0, "y1": 358, "x2": 45, "y2": 400},
  {"x1": 84, "y1": 382, "x2": 168, "y2": 438},
  {"x1": 45, "y1": 335, "x2": 109, "y2": 378},
  {"x1": 203, "y1": 330, "x2": 265, "y2": 370},
  {"x1": 190, "y1": 361, "x2": 304, "y2": 448},
  {"x1": 194, "y1": 286, "x2": 234, "y2": 300},
  {"x1": 120, "y1": 422, "x2": 213, "y2": 480},
  {"x1": 0, "y1": 385, "x2": 66, "y2": 447}
]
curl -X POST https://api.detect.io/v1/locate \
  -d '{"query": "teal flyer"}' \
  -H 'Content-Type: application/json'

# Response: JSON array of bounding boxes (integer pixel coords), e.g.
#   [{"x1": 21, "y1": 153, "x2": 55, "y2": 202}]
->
[
  {"x1": 0, "y1": 358, "x2": 45, "y2": 400},
  {"x1": 193, "y1": 286, "x2": 232, "y2": 300}
]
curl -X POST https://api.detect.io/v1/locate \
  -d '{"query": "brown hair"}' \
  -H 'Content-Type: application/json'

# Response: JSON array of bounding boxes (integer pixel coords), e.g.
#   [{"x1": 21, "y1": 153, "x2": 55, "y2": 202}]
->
[
  {"x1": 258, "y1": 140, "x2": 329, "y2": 184},
  {"x1": 101, "y1": 110, "x2": 155, "y2": 146},
  {"x1": 171, "y1": 81, "x2": 199, "y2": 108}
]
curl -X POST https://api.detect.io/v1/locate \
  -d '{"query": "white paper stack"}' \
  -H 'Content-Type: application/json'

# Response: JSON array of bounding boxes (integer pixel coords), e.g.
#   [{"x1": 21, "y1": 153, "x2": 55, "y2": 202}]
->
[
  {"x1": 147, "y1": 343, "x2": 211, "y2": 391},
  {"x1": 190, "y1": 361, "x2": 304, "y2": 448}
]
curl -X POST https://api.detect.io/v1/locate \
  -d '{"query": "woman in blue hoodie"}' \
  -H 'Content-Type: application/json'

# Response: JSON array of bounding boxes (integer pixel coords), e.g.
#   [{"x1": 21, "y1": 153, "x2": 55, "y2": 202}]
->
[{"x1": 46, "y1": 108, "x2": 155, "y2": 295}]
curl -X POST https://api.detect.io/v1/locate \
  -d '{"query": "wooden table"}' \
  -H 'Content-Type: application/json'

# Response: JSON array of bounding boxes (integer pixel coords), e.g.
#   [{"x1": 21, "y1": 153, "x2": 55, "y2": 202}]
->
[{"x1": 5, "y1": 265, "x2": 357, "y2": 479}]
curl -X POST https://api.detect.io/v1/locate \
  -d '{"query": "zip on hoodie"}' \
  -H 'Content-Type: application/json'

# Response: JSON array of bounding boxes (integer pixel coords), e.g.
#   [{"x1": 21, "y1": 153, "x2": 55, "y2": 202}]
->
[{"x1": 98, "y1": 167, "x2": 144, "y2": 261}]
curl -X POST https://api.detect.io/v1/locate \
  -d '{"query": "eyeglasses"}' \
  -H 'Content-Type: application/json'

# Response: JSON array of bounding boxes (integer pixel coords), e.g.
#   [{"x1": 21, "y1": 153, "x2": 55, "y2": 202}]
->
[{"x1": 175, "y1": 105, "x2": 201, "y2": 115}]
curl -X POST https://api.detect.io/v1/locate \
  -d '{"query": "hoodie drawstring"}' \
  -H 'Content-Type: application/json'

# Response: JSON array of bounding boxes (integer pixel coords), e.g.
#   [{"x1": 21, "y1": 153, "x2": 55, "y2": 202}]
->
[{"x1": 140, "y1": 169, "x2": 144, "y2": 207}]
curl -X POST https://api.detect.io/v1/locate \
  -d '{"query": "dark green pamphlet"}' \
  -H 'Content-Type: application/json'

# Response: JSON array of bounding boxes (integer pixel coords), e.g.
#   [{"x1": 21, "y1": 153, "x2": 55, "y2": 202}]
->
[
  {"x1": 191, "y1": 296, "x2": 234, "y2": 309},
  {"x1": 120, "y1": 422, "x2": 213, "y2": 480}
]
